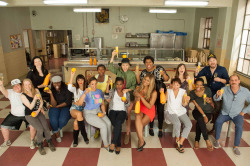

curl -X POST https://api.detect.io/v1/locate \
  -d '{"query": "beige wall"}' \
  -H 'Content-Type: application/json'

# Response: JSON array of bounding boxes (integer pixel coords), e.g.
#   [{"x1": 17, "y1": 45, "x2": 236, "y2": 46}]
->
[
  {"x1": 0, "y1": 46, "x2": 8, "y2": 86},
  {"x1": 4, "y1": 49, "x2": 28, "y2": 82}
]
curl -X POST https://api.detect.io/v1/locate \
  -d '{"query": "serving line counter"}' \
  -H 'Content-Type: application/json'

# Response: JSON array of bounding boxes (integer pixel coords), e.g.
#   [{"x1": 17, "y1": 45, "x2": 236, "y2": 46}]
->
[
  {"x1": 63, "y1": 47, "x2": 198, "y2": 83},
  {"x1": 63, "y1": 60, "x2": 197, "y2": 84}
]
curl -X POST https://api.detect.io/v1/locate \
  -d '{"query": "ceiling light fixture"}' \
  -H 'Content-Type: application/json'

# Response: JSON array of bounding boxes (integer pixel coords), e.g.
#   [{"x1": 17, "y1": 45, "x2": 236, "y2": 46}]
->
[
  {"x1": 0, "y1": 1, "x2": 8, "y2": 6},
  {"x1": 44, "y1": 0, "x2": 87, "y2": 5},
  {"x1": 73, "y1": 8, "x2": 101, "y2": 13},
  {"x1": 165, "y1": 1, "x2": 208, "y2": 7},
  {"x1": 149, "y1": 9, "x2": 177, "y2": 13}
]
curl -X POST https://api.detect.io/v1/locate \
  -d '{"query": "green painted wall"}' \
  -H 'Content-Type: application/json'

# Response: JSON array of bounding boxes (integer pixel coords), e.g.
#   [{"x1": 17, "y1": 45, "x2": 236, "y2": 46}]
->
[
  {"x1": 30, "y1": 7, "x2": 196, "y2": 48},
  {"x1": 0, "y1": 7, "x2": 31, "y2": 53},
  {"x1": 192, "y1": 8, "x2": 219, "y2": 52}
]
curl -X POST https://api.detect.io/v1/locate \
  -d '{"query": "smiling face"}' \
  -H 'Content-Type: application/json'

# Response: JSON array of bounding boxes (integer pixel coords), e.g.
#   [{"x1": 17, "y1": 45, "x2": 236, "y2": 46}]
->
[
  {"x1": 142, "y1": 76, "x2": 150, "y2": 87},
  {"x1": 53, "y1": 82, "x2": 61, "y2": 91},
  {"x1": 121, "y1": 63, "x2": 130, "y2": 72},
  {"x1": 89, "y1": 80, "x2": 97, "y2": 91},
  {"x1": 34, "y1": 58, "x2": 42, "y2": 69},
  {"x1": 208, "y1": 58, "x2": 217, "y2": 69},
  {"x1": 115, "y1": 80, "x2": 124, "y2": 91},
  {"x1": 144, "y1": 59, "x2": 154, "y2": 71},
  {"x1": 23, "y1": 80, "x2": 32, "y2": 92},
  {"x1": 195, "y1": 80, "x2": 204, "y2": 91},
  {"x1": 172, "y1": 81, "x2": 180, "y2": 90},
  {"x1": 178, "y1": 65, "x2": 186, "y2": 75},
  {"x1": 97, "y1": 66, "x2": 105, "y2": 76},
  {"x1": 13, "y1": 84, "x2": 22, "y2": 93},
  {"x1": 229, "y1": 75, "x2": 240, "y2": 88}
]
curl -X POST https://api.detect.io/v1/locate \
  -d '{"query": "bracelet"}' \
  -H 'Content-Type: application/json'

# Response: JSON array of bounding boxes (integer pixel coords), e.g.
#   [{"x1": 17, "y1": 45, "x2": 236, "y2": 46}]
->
[{"x1": 202, "y1": 114, "x2": 206, "y2": 117}]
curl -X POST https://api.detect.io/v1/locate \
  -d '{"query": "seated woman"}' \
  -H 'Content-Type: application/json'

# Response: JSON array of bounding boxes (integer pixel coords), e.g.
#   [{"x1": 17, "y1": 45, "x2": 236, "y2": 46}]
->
[
  {"x1": 68, "y1": 70, "x2": 89, "y2": 147},
  {"x1": 134, "y1": 73, "x2": 157, "y2": 152},
  {"x1": 45, "y1": 76, "x2": 72, "y2": 142},
  {"x1": 189, "y1": 78, "x2": 214, "y2": 151},
  {"x1": 27, "y1": 56, "x2": 50, "y2": 102},
  {"x1": 163, "y1": 78, "x2": 192, "y2": 153},
  {"x1": 21, "y1": 79, "x2": 55, "y2": 155},
  {"x1": 94, "y1": 64, "x2": 110, "y2": 139},
  {"x1": 108, "y1": 50, "x2": 137, "y2": 144},
  {"x1": 77, "y1": 77, "x2": 111, "y2": 151},
  {"x1": 104, "y1": 77, "x2": 130, "y2": 154}
]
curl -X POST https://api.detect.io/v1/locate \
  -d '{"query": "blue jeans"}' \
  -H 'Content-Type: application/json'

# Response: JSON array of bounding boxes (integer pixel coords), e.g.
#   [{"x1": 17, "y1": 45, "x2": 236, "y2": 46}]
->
[
  {"x1": 49, "y1": 107, "x2": 71, "y2": 133},
  {"x1": 215, "y1": 113, "x2": 244, "y2": 146}
]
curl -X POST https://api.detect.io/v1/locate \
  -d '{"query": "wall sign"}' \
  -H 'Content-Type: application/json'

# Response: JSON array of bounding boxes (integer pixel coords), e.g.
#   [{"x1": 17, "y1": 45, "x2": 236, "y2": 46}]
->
[{"x1": 113, "y1": 26, "x2": 125, "y2": 34}]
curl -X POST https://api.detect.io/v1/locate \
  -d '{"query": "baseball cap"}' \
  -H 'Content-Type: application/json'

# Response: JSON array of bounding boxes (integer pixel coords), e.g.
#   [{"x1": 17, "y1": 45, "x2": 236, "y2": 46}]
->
[
  {"x1": 118, "y1": 58, "x2": 131, "y2": 66},
  {"x1": 51, "y1": 76, "x2": 62, "y2": 83},
  {"x1": 11, "y1": 79, "x2": 21, "y2": 86},
  {"x1": 207, "y1": 54, "x2": 217, "y2": 61}
]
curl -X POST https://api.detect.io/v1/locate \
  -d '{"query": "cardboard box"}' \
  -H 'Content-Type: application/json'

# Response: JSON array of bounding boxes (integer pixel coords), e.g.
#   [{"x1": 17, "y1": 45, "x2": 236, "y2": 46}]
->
[{"x1": 188, "y1": 50, "x2": 198, "y2": 58}]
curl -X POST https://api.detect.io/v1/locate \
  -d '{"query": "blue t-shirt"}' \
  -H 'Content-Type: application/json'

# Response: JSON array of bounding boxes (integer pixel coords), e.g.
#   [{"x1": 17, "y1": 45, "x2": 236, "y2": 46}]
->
[{"x1": 83, "y1": 89, "x2": 104, "y2": 110}]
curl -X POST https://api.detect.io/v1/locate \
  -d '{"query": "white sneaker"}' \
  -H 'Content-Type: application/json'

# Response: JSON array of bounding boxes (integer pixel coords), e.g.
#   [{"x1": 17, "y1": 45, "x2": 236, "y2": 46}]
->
[
  {"x1": 0, "y1": 140, "x2": 11, "y2": 148},
  {"x1": 56, "y1": 137, "x2": 62, "y2": 143},
  {"x1": 30, "y1": 140, "x2": 36, "y2": 149}
]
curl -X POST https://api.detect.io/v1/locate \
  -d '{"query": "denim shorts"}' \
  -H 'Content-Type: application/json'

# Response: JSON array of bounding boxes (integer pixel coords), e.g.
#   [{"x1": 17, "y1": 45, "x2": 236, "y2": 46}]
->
[{"x1": 70, "y1": 104, "x2": 84, "y2": 112}]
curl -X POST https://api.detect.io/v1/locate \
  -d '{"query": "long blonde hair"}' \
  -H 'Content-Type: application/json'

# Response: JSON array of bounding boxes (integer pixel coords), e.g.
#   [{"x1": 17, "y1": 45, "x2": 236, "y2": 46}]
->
[
  {"x1": 22, "y1": 78, "x2": 36, "y2": 97},
  {"x1": 138, "y1": 73, "x2": 155, "y2": 101}
]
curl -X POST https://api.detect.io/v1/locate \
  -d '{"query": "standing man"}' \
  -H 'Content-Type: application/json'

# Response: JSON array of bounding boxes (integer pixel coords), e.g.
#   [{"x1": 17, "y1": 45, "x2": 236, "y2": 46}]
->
[
  {"x1": 213, "y1": 75, "x2": 250, "y2": 155},
  {"x1": 195, "y1": 54, "x2": 230, "y2": 133},
  {"x1": 0, "y1": 79, "x2": 36, "y2": 149},
  {"x1": 136, "y1": 56, "x2": 169, "y2": 137}
]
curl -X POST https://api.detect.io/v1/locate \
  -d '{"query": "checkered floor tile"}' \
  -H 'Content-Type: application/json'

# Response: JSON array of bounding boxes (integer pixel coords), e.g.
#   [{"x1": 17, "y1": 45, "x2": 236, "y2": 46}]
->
[{"x1": 0, "y1": 91, "x2": 250, "y2": 166}]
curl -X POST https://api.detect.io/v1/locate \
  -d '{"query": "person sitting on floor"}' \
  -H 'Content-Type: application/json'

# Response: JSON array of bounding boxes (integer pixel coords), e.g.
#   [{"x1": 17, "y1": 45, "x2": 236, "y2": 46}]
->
[{"x1": 0, "y1": 79, "x2": 36, "y2": 149}]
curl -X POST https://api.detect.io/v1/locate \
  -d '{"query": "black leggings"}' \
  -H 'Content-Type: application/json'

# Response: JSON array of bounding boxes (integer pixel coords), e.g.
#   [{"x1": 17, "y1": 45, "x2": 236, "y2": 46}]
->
[
  {"x1": 109, "y1": 110, "x2": 126, "y2": 147},
  {"x1": 150, "y1": 92, "x2": 164, "y2": 130},
  {"x1": 192, "y1": 109, "x2": 212, "y2": 141}
]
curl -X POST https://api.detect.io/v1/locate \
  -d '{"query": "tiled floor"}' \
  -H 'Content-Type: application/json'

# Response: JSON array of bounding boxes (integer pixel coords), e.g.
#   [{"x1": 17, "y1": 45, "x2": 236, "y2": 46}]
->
[
  {"x1": 1, "y1": 58, "x2": 250, "y2": 165},
  {"x1": 1, "y1": 92, "x2": 250, "y2": 166}
]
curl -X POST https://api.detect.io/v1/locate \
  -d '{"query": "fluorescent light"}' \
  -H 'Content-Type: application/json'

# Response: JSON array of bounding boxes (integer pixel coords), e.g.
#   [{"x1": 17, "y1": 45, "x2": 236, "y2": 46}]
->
[
  {"x1": 149, "y1": 9, "x2": 177, "y2": 13},
  {"x1": 73, "y1": 8, "x2": 101, "y2": 13},
  {"x1": 0, "y1": 1, "x2": 8, "y2": 6},
  {"x1": 44, "y1": 0, "x2": 87, "y2": 5},
  {"x1": 165, "y1": 1, "x2": 208, "y2": 6}
]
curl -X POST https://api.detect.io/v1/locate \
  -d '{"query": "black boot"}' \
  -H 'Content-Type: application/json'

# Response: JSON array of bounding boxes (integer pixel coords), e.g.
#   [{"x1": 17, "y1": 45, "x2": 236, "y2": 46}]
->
[
  {"x1": 78, "y1": 120, "x2": 89, "y2": 144},
  {"x1": 47, "y1": 139, "x2": 56, "y2": 152},
  {"x1": 37, "y1": 142, "x2": 46, "y2": 155},
  {"x1": 73, "y1": 130, "x2": 79, "y2": 147}
]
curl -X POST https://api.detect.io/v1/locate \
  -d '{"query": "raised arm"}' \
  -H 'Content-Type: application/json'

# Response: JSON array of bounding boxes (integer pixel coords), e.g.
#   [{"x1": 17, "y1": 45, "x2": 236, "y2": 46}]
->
[{"x1": 0, "y1": 80, "x2": 8, "y2": 98}]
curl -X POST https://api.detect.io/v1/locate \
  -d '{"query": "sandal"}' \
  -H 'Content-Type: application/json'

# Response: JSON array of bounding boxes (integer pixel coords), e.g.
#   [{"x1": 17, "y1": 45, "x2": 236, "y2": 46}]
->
[
  {"x1": 176, "y1": 144, "x2": 185, "y2": 153},
  {"x1": 206, "y1": 141, "x2": 214, "y2": 151},
  {"x1": 193, "y1": 141, "x2": 199, "y2": 150}
]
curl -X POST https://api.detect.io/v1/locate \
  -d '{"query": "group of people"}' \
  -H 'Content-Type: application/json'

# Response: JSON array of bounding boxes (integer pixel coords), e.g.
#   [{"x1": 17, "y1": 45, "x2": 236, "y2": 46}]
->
[{"x1": 0, "y1": 52, "x2": 249, "y2": 156}]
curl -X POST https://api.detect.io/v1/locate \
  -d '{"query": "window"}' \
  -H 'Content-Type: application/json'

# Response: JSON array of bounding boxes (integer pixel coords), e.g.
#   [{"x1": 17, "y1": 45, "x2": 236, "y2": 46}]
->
[
  {"x1": 198, "y1": 17, "x2": 213, "y2": 49},
  {"x1": 237, "y1": 0, "x2": 250, "y2": 76},
  {"x1": 203, "y1": 17, "x2": 212, "y2": 49}
]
